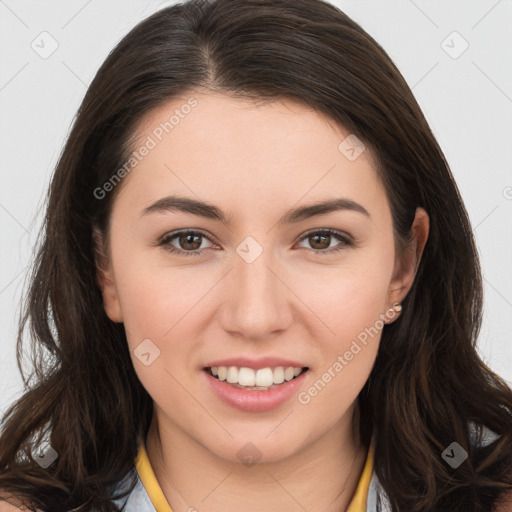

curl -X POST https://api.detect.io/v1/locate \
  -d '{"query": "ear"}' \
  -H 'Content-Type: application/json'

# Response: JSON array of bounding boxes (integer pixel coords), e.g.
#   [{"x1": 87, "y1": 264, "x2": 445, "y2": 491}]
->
[
  {"x1": 386, "y1": 207, "x2": 429, "y2": 321},
  {"x1": 92, "y1": 227, "x2": 123, "y2": 323}
]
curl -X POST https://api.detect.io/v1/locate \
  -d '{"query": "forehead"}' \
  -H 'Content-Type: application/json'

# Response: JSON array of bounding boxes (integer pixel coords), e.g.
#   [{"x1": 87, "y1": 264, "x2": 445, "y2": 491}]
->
[{"x1": 115, "y1": 91, "x2": 388, "y2": 223}]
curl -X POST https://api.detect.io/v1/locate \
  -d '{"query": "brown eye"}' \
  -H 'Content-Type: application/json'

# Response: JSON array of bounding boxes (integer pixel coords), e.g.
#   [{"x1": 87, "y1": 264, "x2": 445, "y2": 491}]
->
[
  {"x1": 158, "y1": 228, "x2": 353, "y2": 257},
  {"x1": 158, "y1": 230, "x2": 214, "y2": 256},
  {"x1": 297, "y1": 229, "x2": 353, "y2": 254},
  {"x1": 308, "y1": 233, "x2": 331, "y2": 250},
  {"x1": 177, "y1": 233, "x2": 202, "y2": 251}
]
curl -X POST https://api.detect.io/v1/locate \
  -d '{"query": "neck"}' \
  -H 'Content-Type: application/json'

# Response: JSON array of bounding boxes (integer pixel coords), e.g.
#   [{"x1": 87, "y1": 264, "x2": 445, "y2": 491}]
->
[{"x1": 145, "y1": 403, "x2": 368, "y2": 512}]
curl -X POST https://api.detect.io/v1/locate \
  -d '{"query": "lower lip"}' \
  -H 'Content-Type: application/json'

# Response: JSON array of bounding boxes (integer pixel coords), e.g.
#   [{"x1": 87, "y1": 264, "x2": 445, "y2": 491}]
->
[{"x1": 204, "y1": 369, "x2": 309, "y2": 413}]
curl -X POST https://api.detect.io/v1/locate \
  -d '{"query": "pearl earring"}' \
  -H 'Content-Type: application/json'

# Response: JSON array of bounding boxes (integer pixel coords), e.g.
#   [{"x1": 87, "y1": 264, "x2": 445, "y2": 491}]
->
[{"x1": 384, "y1": 302, "x2": 403, "y2": 324}]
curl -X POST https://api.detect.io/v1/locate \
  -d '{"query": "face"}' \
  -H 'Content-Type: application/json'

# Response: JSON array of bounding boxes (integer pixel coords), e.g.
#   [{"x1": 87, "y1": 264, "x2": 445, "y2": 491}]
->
[{"x1": 96, "y1": 91, "x2": 426, "y2": 463}]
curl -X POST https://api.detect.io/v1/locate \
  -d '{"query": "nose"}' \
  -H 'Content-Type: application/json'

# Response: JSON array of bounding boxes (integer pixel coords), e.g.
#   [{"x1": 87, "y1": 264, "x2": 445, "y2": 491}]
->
[{"x1": 218, "y1": 240, "x2": 294, "y2": 341}]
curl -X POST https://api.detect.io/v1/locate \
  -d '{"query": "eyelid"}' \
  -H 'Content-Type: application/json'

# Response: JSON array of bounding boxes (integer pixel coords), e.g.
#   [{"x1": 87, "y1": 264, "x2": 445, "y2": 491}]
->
[
  {"x1": 298, "y1": 227, "x2": 354, "y2": 243},
  {"x1": 157, "y1": 227, "x2": 354, "y2": 256},
  {"x1": 157, "y1": 228, "x2": 219, "y2": 250}
]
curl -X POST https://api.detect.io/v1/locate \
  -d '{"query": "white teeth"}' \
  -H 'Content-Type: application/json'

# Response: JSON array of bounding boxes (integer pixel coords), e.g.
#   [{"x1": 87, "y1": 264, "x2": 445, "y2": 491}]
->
[
  {"x1": 227, "y1": 366, "x2": 238, "y2": 384},
  {"x1": 238, "y1": 367, "x2": 255, "y2": 386},
  {"x1": 255, "y1": 368, "x2": 274, "y2": 387},
  {"x1": 209, "y1": 365, "x2": 305, "y2": 387},
  {"x1": 273, "y1": 366, "x2": 285, "y2": 384},
  {"x1": 284, "y1": 367, "x2": 295, "y2": 381}
]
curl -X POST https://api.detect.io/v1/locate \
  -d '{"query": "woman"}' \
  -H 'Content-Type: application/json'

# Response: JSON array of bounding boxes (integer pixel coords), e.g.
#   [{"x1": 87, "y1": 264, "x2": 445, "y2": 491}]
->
[{"x1": 1, "y1": 0, "x2": 511, "y2": 511}]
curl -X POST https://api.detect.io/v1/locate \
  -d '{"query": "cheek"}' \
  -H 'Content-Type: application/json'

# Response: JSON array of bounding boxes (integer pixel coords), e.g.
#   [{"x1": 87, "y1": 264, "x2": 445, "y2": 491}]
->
[
  {"x1": 296, "y1": 246, "x2": 395, "y2": 342},
  {"x1": 108, "y1": 241, "x2": 210, "y2": 394},
  {"x1": 114, "y1": 263, "x2": 204, "y2": 408},
  {"x1": 111, "y1": 242, "x2": 209, "y2": 342},
  {"x1": 297, "y1": 293, "x2": 383, "y2": 423},
  {"x1": 295, "y1": 246, "x2": 394, "y2": 409}
]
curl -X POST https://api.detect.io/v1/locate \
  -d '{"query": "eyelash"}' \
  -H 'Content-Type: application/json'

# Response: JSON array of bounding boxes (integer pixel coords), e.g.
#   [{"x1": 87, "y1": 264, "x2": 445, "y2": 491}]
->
[{"x1": 157, "y1": 228, "x2": 354, "y2": 257}]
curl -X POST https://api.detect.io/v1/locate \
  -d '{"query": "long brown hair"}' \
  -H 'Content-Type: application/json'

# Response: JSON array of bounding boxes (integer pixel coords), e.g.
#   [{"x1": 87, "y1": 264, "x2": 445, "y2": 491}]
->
[{"x1": 1, "y1": 0, "x2": 511, "y2": 510}]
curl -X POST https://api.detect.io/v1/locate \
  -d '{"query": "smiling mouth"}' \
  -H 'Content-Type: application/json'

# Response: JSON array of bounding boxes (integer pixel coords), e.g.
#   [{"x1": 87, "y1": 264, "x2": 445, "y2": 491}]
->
[{"x1": 204, "y1": 366, "x2": 309, "y2": 391}]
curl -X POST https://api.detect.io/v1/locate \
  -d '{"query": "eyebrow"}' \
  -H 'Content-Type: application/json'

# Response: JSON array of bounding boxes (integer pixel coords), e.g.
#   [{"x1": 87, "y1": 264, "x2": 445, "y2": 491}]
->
[{"x1": 140, "y1": 195, "x2": 370, "y2": 225}]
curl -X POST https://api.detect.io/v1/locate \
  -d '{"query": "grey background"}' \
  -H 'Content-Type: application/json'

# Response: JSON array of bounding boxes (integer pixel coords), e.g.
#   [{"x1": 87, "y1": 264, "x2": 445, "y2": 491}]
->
[{"x1": 1, "y1": 0, "x2": 511, "y2": 417}]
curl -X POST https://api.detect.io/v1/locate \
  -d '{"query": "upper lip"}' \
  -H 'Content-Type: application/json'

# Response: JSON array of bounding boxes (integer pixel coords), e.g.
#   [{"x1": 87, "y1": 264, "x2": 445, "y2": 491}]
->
[{"x1": 204, "y1": 357, "x2": 308, "y2": 370}]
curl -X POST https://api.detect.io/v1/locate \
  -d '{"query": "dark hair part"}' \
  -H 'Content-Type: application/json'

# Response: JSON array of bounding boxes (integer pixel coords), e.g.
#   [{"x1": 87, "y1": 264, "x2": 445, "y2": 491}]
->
[{"x1": 1, "y1": 0, "x2": 511, "y2": 510}]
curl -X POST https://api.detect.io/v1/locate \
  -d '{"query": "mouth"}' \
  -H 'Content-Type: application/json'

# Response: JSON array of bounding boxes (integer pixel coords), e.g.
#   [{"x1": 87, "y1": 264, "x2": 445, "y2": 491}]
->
[{"x1": 203, "y1": 365, "x2": 310, "y2": 391}]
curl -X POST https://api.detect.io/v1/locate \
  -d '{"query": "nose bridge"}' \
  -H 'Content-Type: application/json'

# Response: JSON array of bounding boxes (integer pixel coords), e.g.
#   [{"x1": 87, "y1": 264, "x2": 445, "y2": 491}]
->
[
  {"x1": 221, "y1": 234, "x2": 291, "y2": 337},
  {"x1": 235, "y1": 234, "x2": 280, "y2": 307}
]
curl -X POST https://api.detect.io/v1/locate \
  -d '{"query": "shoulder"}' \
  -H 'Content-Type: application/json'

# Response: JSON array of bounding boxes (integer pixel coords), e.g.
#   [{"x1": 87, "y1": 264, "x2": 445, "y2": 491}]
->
[
  {"x1": 469, "y1": 424, "x2": 512, "y2": 511},
  {"x1": 0, "y1": 502, "x2": 18, "y2": 511},
  {"x1": 495, "y1": 489, "x2": 512, "y2": 512},
  {"x1": 0, "y1": 499, "x2": 41, "y2": 511},
  {"x1": 0, "y1": 500, "x2": 21, "y2": 511}
]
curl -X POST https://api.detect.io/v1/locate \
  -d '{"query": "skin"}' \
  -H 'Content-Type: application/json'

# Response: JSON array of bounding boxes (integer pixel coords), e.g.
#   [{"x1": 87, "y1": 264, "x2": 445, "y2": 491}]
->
[{"x1": 95, "y1": 91, "x2": 429, "y2": 512}]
